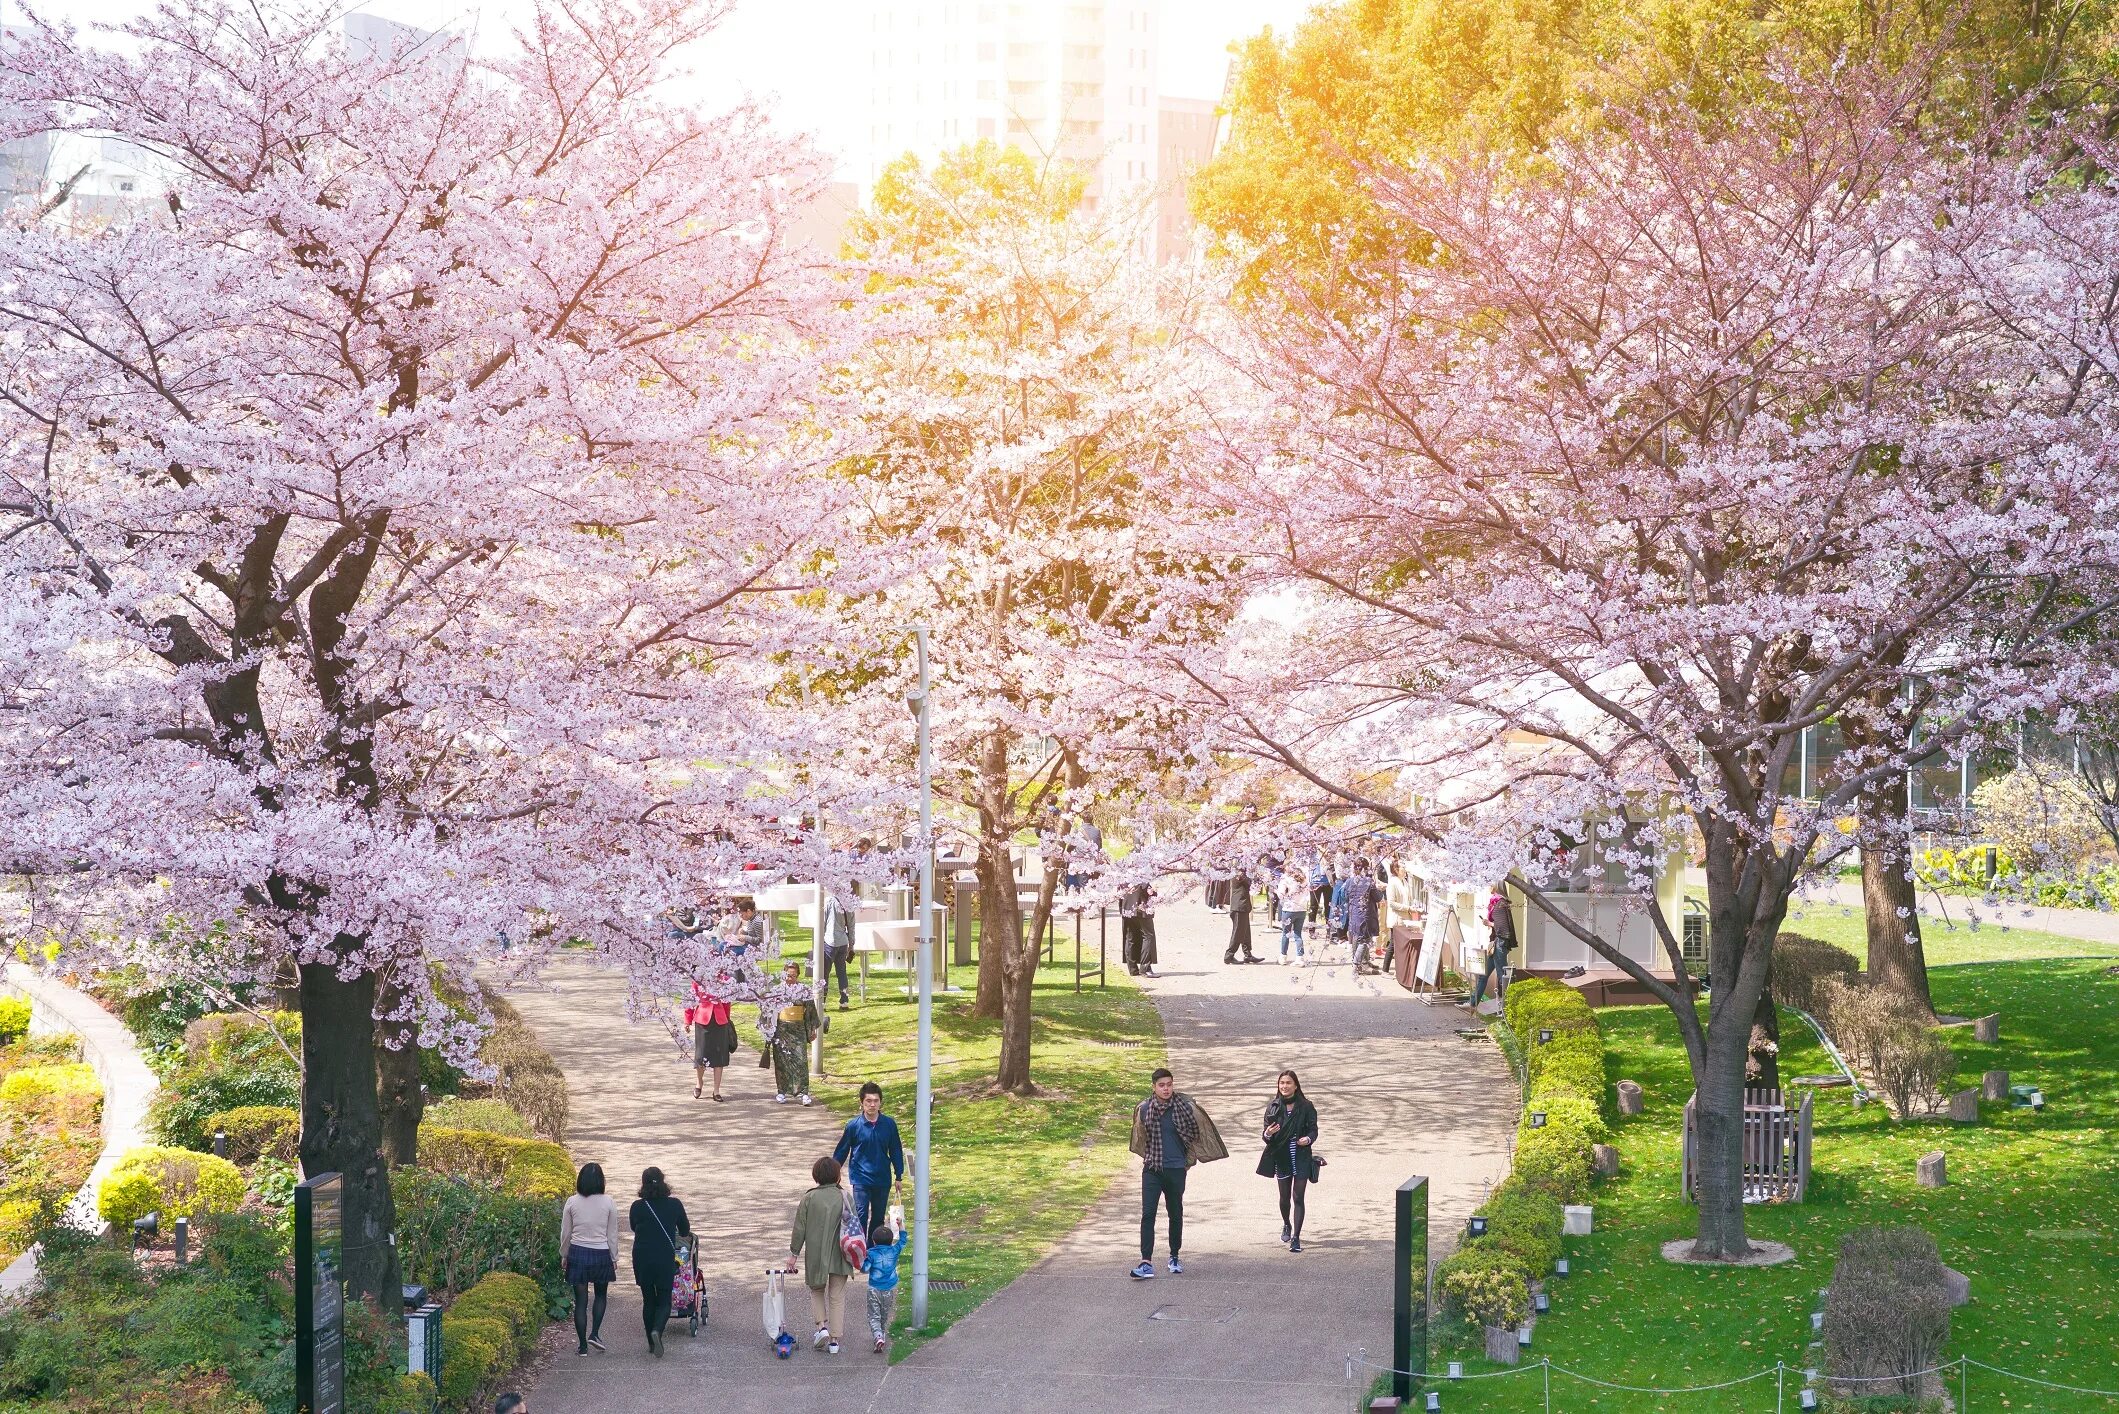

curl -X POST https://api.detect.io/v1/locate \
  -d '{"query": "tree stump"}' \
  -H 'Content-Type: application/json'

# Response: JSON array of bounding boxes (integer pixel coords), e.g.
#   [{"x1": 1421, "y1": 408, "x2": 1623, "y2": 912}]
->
[
  {"x1": 1941, "y1": 1265, "x2": 1971, "y2": 1307},
  {"x1": 1485, "y1": 1324, "x2": 1522, "y2": 1364},
  {"x1": 1947, "y1": 1088, "x2": 1980, "y2": 1123},
  {"x1": 1982, "y1": 1069, "x2": 2009, "y2": 1102},
  {"x1": 1615, "y1": 1080, "x2": 1644, "y2": 1115},
  {"x1": 1916, "y1": 1151, "x2": 1946, "y2": 1187},
  {"x1": 1368, "y1": 1400, "x2": 1402, "y2": 1414},
  {"x1": 1973, "y1": 1013, "x2": 2000, "y2": 1043},
  {"x1": 1592, "y1": 1143, "x2": 1620, "y2": 1178}
]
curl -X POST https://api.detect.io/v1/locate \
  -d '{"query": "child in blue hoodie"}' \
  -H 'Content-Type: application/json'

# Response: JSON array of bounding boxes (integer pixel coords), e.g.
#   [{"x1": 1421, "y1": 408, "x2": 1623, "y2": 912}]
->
[{"x1": 861, "y1": 1219, "x2": 908, "y2": 1354}]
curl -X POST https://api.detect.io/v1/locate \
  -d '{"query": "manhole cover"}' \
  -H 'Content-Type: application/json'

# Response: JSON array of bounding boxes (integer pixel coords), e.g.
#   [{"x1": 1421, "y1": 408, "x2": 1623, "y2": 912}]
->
[
  {"x1": 1093, "y1": 1039, "x2": 1145, "y2": 1049},
  {"x1": 1148, "y1": 1304, "x2": 1238, "y2": 1324},
  {"x1": 927, "y1": 1279, "x2": 969, "y2": 1291}
]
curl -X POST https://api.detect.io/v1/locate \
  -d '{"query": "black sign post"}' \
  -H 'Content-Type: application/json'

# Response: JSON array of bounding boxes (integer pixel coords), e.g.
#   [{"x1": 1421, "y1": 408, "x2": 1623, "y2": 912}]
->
[
  {"x1": 1394, "y1": 1175, "x2": 1430, "y2": 1404},
  {"x1": 294, "y1": 1172, "x2": 346, "y2": 1414}
]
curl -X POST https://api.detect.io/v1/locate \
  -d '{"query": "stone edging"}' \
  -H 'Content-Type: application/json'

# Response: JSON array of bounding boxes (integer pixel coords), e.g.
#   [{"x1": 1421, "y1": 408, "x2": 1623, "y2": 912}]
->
[{"x1": 0, "y1": 962, "x2": 159, "y2": 1297}]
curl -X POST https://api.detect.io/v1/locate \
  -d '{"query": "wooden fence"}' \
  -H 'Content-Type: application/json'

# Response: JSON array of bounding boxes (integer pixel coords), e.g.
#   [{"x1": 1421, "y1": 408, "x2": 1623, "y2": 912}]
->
[{"x1": 1681, "y1": 1087, "x2": 1813, "y2": 1203}]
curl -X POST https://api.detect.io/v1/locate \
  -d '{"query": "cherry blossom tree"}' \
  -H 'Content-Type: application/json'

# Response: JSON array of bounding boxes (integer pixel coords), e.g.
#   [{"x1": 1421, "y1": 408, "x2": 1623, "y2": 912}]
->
[
  {"x1": 0, "y1": 0, "x2": 869, "y2": 1305},
  {"x1": 1157, "y1": 62, "x2": 2119, "y2": 1257},
  {"x1": 828, "y1": 143, "x2": 1222, "y2": 1095}
]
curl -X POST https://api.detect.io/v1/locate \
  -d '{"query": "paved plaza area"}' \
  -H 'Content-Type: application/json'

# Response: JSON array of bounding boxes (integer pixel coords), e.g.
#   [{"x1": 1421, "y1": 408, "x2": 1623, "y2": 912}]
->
[{"x1": 509, "y1": 899, "x2": 1512, "y2": 1413}]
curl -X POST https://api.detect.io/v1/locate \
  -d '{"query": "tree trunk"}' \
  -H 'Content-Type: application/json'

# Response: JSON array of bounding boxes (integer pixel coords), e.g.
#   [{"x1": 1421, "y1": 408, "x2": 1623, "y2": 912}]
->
[
  {"x1": 972, "y1": 736, "x2": 1013, "y2": 1020},
  {"x1": 995, "y1": 875, "x2": 1057, "y2": 1095},
  {"x1": 374, "y1": 989, "x2": 424, "y2": 1169},
  {"x1": 1690, "y1": 1017, "x2": 1755, "y2": 1259},
  {"x1": 1841, "y1": 676, "x2": 1936, "y2": 1017},
  {"x1": 1746, "y1": 986, "x2": 1780, "y2": 1091},
  {"x1": 1861, "y1": 835, "x2": 1935, "y2": 1020},
  {"x1": 299, "y1": 950, "x2": 401, "y2": 1311}
]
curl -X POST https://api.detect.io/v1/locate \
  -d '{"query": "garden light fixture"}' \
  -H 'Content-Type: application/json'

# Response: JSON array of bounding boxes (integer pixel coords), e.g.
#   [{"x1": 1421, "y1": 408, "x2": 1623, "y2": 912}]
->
[
  {"x1": 1529, "y1": 1111, "x2": 1546, "y2": 1128},
  {"x1": 130, "y1": 1212, "x2": 157, "y2": 1252},
  {"x1": 1555, "y1": 1258, "x2": 1569, "y2": 1276},
  {"x1": 1799, "y1": 1390, "x2": 1819, "y2": 1410},
  {"x1": 173, "y1": 1216, "x2": 188, "y2": 1266},
  {"x1": 1516, "y1": 1324, "x2": 1533, "y2": 1348},
  {"x1": 1539, "y1": 1028, "x2": 1553, "y2": 1044},
  {"x1": 1467, "y1": 1216, "x2": 1487, "y2": 1238},
  {"x1": 1534, "y1": 1291, "x2": 1550, "y2": 1313},
  {"x1": 1811, "y1": 1311, "x2": 1823, "y2": 1332},
  {"x1": 1426, "y1": 1393, "x2": 1443, "y2": 1412}
]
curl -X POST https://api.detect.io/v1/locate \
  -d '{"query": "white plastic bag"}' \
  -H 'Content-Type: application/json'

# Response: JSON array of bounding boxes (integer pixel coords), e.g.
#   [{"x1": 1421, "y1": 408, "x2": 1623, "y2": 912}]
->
[{"x1": 763, "y1": 1266, "x2": 786, "y2": 1341}]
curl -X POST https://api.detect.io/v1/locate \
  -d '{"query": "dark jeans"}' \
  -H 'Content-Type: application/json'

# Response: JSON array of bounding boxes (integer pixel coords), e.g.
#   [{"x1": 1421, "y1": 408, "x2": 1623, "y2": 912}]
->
[
  {"x1": 1140, "y1": 1165, "x2": 1186, "y2": 1261},
  {"x1": 853, "y1": 1182, "x2": 891, "y2": 1237},
  {"x1": 638, "y1": 1267, "x2": 674, "y2": 1340},
  {"x1": 824, "y1": 945, "x2": 851, "y2": 1002},
  {"x1": 1223, "y1": 911, "x2": 1254, "y2": 961}
]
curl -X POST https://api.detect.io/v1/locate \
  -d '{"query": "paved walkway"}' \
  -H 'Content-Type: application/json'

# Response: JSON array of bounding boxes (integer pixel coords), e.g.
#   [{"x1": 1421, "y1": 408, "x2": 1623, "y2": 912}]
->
[
  {"x1": 511, "y1": 900, "x2": 1512, "y2": 1413},
  {"x1": 1809, "y1": 879, "x2": 2119, "y2": 948}
]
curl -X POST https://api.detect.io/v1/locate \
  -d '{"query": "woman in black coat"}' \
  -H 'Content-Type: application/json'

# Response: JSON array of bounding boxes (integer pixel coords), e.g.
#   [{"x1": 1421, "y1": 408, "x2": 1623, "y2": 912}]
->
[
  {"x1": 1257, "y1": 1069, "x2": 1319, "y2": 1252},
  {"x1": 628, "y1": 1166, "x2": 692, "y2": 1357}
]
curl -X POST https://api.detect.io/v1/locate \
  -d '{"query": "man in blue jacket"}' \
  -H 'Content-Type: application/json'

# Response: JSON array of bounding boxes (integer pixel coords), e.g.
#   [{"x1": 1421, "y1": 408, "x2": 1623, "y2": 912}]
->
[{"x1": 833, "y1": 1081, "x2": 905, "y2": 1235}]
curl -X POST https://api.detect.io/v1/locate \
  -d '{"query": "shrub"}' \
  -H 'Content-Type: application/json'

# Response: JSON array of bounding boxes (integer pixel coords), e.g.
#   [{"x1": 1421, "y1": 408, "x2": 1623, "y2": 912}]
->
[
  {"x1": 437, "y1": 1316, "x2": 506, "y2": 1406},
  {"x1": 1522, "y1": 1093, "x2": 1608, "y2": 1146},
  {"x1": 1974, "y1": 768, "x2": 2106, "y2": 875},
  {"x1": 203, "y1": 1105, "x2": 300, "y2": 1165},
  {"x1": 448, "y1": 1270, "x2": 547, "y2": 1355},
  {"x1": 149, "y1": 1048, "x2": 300, "y2": 1152},
  {"x1": 455, "y1": 993, "x2": 569, "y2": 1143},
  {"x1": 134, "y1": 1275, "x2": 274, "y2": 1375},
  {"x1": 181, "y1": 1010, "x2": 303, "y2": 1068},
  {"x1": 98, "y1": 1146, "x2": 247, "y2": 1229},
  {"x1": 1436, "y1": 1242, "x2": 1532, "y2": 1328},
  {"x1": 1824, "y1": 1225, "x2": 1952, "y2": 1399},
  {"x1": 394, "y1": 1168, "x2": 565, "y2": 1308},
  {"x1": 1870, "y1": 1024, "x2": 1957, "y2": 1119},
  {"x1": 1512, "y1": 1123, "x2": 1594, "y2": 1203},
  {"x1": 0, "y1": 1062, "x2": 101, "y2": 1124},
  {"x1": 421, "y1": 1097, "x2": 531, "y2": 1138},
  {"x1": 1478, "y1": 1181, "x2": 1565, "y2": 1274},
  {"x1": 1772, "y1": 932, "x2": 1861, "y2": 1016},
  {"x1": 0, "y1": 996, "x2": 28, "y2": 1042},
  {"x1": 417, "y1": 1127, "x2": 574, "y2": 1199},
  {"x1": 1815, "y1": 977, "x2": 1926, "y2": 1071}
]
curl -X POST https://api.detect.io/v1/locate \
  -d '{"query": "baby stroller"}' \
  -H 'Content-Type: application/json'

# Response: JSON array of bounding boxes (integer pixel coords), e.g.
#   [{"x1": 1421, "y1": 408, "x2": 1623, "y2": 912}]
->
[{"x1": 671, "y1": 1237, "x2": 707, "y2": 1336}]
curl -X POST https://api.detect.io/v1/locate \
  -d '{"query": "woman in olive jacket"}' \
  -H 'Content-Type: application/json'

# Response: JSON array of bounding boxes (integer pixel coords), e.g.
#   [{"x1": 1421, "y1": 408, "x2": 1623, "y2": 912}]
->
[
  {"x1": 1257, "y1": 1070, "x2": 1319, "y2": 1252},
  {"x1": 790, "y1": 1155, "x2": 858, "y2": 1354}
]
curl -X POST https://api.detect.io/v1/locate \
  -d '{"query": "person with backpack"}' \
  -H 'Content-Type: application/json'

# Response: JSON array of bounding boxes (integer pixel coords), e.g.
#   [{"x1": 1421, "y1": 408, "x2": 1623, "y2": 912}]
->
[
  {"x1": 789, "y1": 1155, "x2": 857, "y2": 1354},
  {"x1": 1127, "y1": 1066, "x2": 1226, "y2": 1279},
  {"x1": 1257, "y1": 1070, "x2": 1320, "y2": 1253},
  {"x1": 1468, "y1": 887, "x2": 1517, "y2": 1009},
  {"x1": 628, "y1": 1167, "x2": 692, "y2": 1357}
]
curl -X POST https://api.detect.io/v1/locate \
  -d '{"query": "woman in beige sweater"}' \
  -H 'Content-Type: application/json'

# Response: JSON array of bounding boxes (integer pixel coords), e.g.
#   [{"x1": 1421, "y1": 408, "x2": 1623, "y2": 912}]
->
[{"x1": 560, "y1": 1163, "x2": 620, "y2": 1356}]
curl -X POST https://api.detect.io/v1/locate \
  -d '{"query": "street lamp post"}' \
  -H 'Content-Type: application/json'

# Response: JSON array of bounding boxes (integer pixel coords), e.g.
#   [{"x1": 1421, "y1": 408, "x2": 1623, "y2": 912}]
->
[{"x1": 909, "y1": 626, "x2": 935, "y2": 1328}]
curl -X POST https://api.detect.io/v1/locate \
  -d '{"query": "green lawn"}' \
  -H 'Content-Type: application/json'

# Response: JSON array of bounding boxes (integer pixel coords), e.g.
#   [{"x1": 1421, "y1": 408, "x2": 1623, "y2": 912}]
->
[
  {"x1": 1433, "y1": 959, "x2": 2119, "y2": 1410},
  {"x1": 758, "y1": 918, "x2": 1163, "y2": 1357},
  {"x1": 1786, "y1": 900, "x2": 2119, "y2": 966}
]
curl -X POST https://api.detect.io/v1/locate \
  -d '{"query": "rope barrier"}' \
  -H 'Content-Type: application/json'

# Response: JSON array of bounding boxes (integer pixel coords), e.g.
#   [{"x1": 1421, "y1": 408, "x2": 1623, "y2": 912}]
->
[{"x1": 1336, "y1": 1351, "x2": 2119, "y2": 1402}]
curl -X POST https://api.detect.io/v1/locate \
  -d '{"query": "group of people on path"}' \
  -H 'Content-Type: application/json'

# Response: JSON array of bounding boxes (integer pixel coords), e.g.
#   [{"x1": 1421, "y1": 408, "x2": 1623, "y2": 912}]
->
[
  {"x1": 1208, "y1": 853, "x2": 1388, "y2": 974},
  {"x1": 1129, "y1": 1064, "x2": 1324, "y2": 1278},
  {"x1": 554, "y1": 1081, "x2": 910, "y2": 1360}
]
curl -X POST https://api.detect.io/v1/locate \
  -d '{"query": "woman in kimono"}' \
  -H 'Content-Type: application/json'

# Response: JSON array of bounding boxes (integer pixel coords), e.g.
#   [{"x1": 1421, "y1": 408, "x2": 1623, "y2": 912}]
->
[{"x1": 761, "y1": 959, "x2": 822, "y2": 1106}]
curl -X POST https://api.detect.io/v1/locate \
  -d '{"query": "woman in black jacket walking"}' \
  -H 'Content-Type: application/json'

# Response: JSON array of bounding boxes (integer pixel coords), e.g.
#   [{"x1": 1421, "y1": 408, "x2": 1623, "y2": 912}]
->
[
  {"x1": 1257, "y1": 1070, "x2": 1319, "y2": 1252},
  {"x1": 628, "y1": 1167, "x2": 692, "y2": 1357}
]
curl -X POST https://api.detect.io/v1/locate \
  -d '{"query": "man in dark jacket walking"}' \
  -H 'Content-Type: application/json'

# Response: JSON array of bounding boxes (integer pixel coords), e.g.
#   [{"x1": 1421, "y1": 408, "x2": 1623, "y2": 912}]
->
[
  {"x1": 1221, "y1": 870, "x2": 1258, "y2": 964},
  {"x1": 1343, "y1": 858, "x2": 1382, "y2": 974},
  {"x1": 1130, "y1": 1067, "x2": 1198, "y2": 1279},
  {"x1": 832, "y1": 1081, "x2": 905, "y2": 1236}
]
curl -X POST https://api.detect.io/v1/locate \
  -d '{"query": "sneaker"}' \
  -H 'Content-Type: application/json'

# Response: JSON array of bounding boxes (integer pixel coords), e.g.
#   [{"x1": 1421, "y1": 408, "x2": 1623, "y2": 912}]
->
[
  {"x1": 1280, "y1": 1224, "x2": 1292, "y2": 1245},
  {"x1": 1290, "y1": 1239, "x2": 1303, "y2": 1253},
  {"x1": 588, "y1": 1335, "x2": 606, "y2": 1351},
  {"x1": 578, "y1": 1347, "x2": 590, "y2": 1357},
  {"x1": 777, "y1": 1093, "x2": 790, "y2": 1104},
  {"x1": 827, "y1": 1340, "x2": 841, "y2": 1355},
  {"x1": 1129, "y1": 1261, "x2": 1156, "y2": 1280},
  {"x1": 801, "y1": 1094, "x2": 814, "y2": 1106},
  {"x1": 874, "y1": 1336, "x2": 887, "y2": 1354},
  {"x1": 813, "y1": 1327, "x2": 830, "y2": 1350},
  {"x1": 1167, "y1": 1256, "x2": 1183, "y2": 1276}
]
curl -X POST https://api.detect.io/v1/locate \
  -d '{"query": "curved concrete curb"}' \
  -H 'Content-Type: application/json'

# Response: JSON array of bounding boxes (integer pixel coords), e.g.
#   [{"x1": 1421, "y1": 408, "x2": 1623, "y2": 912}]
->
[{"x1": 0, "y1": 963, "x2": 159, "y2": 1297}]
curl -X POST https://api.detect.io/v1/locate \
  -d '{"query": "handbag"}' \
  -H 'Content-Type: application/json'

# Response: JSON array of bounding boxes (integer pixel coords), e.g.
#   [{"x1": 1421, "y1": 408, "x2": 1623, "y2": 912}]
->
[{"x1": 837, "y1": 1185, "x2": 868, "y2": 1268}]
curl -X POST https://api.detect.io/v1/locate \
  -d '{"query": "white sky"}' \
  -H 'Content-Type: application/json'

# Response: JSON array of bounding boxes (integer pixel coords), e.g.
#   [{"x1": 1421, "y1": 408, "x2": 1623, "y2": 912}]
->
[{"x1": 15, "y1": 0, "x2": 1321, "y2": 179}]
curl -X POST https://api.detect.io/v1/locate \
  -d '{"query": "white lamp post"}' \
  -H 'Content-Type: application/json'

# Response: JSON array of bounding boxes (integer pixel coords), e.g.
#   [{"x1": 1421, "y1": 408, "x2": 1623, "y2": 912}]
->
[{"x1": 908, "y1": 626, "x2": 935, "y2": 1328}]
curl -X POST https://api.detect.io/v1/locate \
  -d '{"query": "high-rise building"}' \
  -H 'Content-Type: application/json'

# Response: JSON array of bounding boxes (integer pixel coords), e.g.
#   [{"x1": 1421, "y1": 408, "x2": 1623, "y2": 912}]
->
[
  {"x1": 1155, "y1": 93, "x2": 1216, "y2": 260},
  {"x1": 860, "y1": 0, "x2": 1162, "y2": 219}
]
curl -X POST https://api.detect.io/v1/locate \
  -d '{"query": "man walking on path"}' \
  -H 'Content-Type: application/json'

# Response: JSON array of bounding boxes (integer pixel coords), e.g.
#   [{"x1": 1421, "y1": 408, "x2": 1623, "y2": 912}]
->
[
  {"x1": 821, "y1": 882, "x2": 856, "y2": 1010},
  {"x1": 833, "y1": 1081, "x2": 905, "y2": 1235},
  {"x1": 1130, "y1": 1066, "x2": 1199, "y2": 1279},
  {"x1": 1221, "y1": 869, "x2": 1258, "y2": 964},
  {"x1": 1343, "y1": 859, "x2": 1381, "y2": 975}
]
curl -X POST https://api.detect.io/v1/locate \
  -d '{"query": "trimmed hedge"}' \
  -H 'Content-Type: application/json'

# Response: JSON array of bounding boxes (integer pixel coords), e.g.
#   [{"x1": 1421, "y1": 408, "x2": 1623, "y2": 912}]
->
[
  {"x1": 1439, "y1": 978, "x2": 1611, "y2": 1329},
  {"x1": 0, "y1": 1062, "x2": 101, "y2": 1114},
  {"x1": 417, "y1": 1126, "x2": 574, "y2": 1200},
  {"x1": 394, "y1": 1168, "x2": 565, "y2": 1309},
  {"x1": 97, "y1": 1145, "x2": 247, "y2": 1228},
  {"x1": 438, "y1": 1270, "x2": 550, "y2": 1407},
  {"x1": 204, "y1": 1105, "x2": 301, "y2": 1165},
  {"x1": 421, "y1": 1097, "x2": 531, "y2": 1138}
]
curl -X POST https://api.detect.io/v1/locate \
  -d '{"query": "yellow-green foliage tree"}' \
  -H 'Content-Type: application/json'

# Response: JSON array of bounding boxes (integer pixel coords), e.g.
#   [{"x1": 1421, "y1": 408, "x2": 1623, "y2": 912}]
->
[{"x1": 1194, "y1": 0, "x2": 2119, "y2": 296}]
